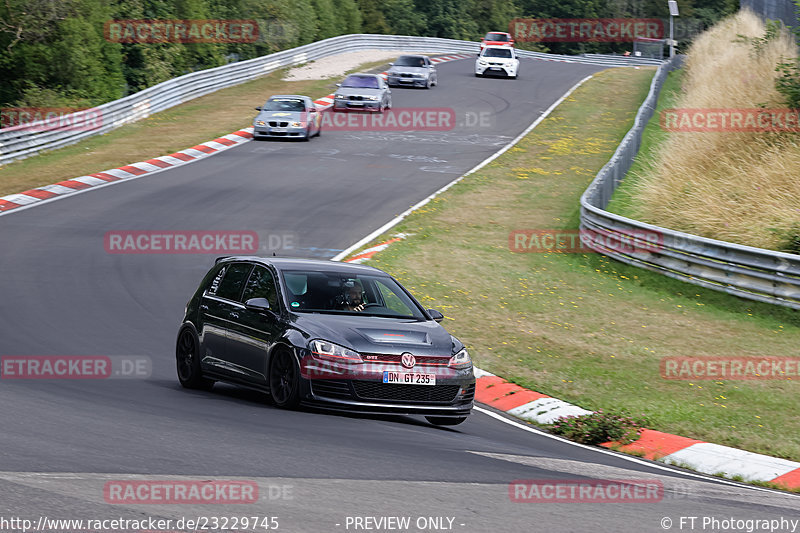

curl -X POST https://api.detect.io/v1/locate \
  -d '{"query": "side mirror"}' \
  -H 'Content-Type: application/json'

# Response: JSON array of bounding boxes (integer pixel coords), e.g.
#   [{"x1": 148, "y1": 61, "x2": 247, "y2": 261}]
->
[
  {"x1": 245, "y1": 297, "x2": 271, "y2": 313},
  {"x1": 308, "y1": 107, "x2": 317, "y2": 112},
  {"x1": 255, "y1": 106, "x2": 262, "y2": 111},
  {"x1": 335, "y1": 83, "x2": 341, "y2": 87},
  {"x1": 389, "y1": 62, "x2": 394, "y2": 66},
  {"x1": 427, "y1": 309, "x2": 444, "y2": 323}
]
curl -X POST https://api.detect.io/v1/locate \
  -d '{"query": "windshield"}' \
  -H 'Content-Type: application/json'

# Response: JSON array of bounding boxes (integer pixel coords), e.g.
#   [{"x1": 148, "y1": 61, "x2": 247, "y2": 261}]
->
[
  {"x1": 341, "y1": 75, "x2": 380, "y2": 89},
  {"x1": 486, "y1": 33, "x2": 510, "y2": 42},
  {"x1": 263, "y1": 98, "x2": 306, "y2": 111},
  {"x1": 394, "y1": 56, "x2": 425, "y2": 67},
  {"x1": 483, "y1": 48, "x2": 513, "y2": 58},
  {"x1": 281, "y1": 270, "x2": 425, "y2": 319}
]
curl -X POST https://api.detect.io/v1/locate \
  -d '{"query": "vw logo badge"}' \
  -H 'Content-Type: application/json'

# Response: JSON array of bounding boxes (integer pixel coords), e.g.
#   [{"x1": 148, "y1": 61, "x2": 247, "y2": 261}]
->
[{"x1": 401, "y1": 353, "x2": 416, "y2": 369}]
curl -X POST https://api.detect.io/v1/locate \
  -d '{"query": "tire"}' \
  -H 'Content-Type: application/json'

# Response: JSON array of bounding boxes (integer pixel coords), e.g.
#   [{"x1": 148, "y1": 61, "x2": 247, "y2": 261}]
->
[
  {"x1": 301, "y1": 128, "x2": 311, "y2": 141},
  {"x1": 426, "y1": 416, "x2": 468, "y2": 426},
  {"x1": 176, "y1": 328, "x2": 214, "y2": 390},
  {"x1": 315, "y1": 126, "x2": 321, "y2": 137},
  {"x1": 425, "y1": 77, "x2": 431, "y2": 89},
  {"x1": 474, "y1": 72, "x2": 481, "y2": 77},
  {"x1": 269, "y1": 348, "x2": 301, "y2": 409}
]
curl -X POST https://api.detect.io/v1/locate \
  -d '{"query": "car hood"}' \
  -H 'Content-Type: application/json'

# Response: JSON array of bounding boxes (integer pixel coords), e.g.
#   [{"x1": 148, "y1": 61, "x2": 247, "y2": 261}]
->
[
  {"x1": 479, "y1": 56, "x2": 516, "y2": 63},
  {"x1": 254, "y1": 110, "x2": 306, "y2": 122},
  {"x1": 290, "y1": 313, "x2": 455, "y2": 356},
  {"x1": 335, "y1": 86, "x2": 384, "y2": 97},
  {"x1": 388, "y1": 66, "x2": 428, "y2": 74}
]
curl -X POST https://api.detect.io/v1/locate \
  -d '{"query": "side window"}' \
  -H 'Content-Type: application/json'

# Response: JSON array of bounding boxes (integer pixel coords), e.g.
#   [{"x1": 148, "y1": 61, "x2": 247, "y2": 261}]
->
[
  {"x1": 242, "y1": 266, "x2": 279, "y2": 310},
  {"x1": 215, "y1": 263, "x2": 253, "y2": 302},
  {"x1": 206, "y1": 265, "x2": 227, "y2": 296}
]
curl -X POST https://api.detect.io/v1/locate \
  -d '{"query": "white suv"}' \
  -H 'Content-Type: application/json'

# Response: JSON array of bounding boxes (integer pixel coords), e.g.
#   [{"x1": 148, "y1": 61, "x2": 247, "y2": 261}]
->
[{"x1": 475, "y1": 45, "x2": 519, "y2": 79}]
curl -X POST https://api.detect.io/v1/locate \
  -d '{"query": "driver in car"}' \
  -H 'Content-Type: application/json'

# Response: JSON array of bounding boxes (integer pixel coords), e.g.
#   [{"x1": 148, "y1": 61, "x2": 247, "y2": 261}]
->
[{"x1": 339, "y1": 281, "x2": 366, "y2": 312}]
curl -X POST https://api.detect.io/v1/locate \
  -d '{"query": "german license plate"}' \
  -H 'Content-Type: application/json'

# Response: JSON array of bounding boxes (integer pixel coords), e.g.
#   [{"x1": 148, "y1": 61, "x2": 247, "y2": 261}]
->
[
  {"x1": 270, "y1": 127, "x2": 286, "y2": 132},
  {"x1": 383, "y1": 371, "x2": 436, "y2": 385}
]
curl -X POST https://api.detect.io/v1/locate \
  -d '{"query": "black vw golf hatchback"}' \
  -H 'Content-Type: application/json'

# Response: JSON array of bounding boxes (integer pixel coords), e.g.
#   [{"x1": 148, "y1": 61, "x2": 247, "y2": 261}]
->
[{"x1": 176, "y1": 257, "x2": 475, "y2": 425}]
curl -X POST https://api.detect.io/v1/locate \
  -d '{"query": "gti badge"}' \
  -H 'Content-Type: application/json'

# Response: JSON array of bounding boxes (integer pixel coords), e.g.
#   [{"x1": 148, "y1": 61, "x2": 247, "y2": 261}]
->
[{"x1": 401, "y1": 353, "x2": 416, "y2": 369}]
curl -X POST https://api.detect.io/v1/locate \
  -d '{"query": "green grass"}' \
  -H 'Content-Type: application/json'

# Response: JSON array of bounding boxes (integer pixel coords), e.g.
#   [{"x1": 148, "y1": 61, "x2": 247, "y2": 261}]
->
[
  {"x1": 605, "y1": 69, "x2": 684, "y2": 217},
  {"x1": 345, "y1": 66, "x2": 800, "y2": 462}
]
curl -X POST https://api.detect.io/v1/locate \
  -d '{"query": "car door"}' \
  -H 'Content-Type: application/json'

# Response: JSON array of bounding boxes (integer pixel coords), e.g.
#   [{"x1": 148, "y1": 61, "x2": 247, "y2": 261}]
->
[
  {"x1": 425, "y1": 57, "x2": 437, "y2": 84},
  {"x1": 198, "y1": 262, "x2": 252, "y2": 377},
  {"x1": 225, "y1": 265, "x2": 282, "y2": 385},
  {"x1": 306, "y1": 100, "x2": 319, "y2": 135},
  {"x1": 382, "y1": 78, "x2": 391, "y2": 108}
]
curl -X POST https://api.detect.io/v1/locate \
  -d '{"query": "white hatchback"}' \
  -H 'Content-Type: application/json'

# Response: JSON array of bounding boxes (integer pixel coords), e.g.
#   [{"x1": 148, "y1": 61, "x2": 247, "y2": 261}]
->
[{"x1": 475, "y1": 46, "x2": 520, "y2": 79}]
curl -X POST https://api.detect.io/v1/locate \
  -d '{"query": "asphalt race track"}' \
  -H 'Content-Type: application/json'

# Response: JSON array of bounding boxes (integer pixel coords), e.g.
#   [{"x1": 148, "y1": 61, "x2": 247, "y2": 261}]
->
[{"x1": 1, "y1": 57, "x2": 799, "y2": 532}]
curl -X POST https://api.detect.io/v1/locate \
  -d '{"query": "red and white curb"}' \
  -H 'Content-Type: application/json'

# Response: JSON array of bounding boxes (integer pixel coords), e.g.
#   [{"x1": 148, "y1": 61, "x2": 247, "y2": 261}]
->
[
  {"x1": 0, "y1": 130, "x2": 254, "y2": 214},
  {"x1": 0, "y1": 54, "x2": 473, "y2": 216}
]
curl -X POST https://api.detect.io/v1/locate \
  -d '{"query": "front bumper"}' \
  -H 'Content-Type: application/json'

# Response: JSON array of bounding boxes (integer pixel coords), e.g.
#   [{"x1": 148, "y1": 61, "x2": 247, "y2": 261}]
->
[
  {"x1": 299, "y1": 355, "x2": 475, "y2": 416},
  {"x1": 387, "y1": 75, "x2": 428, "y2": 87},
  {"x1": 253, "y1": 125, "x2": 307, "y2": 138},
  {"x1": 333, "y1": 99, "x2": 381, "y2": 111},
  {"x1": 475, "y1": 64, "x2": 517, "y2": 77}
]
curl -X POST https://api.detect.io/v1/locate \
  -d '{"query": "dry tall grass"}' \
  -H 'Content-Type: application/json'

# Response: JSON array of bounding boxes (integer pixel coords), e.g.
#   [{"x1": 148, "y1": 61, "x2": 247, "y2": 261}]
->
[{"x1": 630, "y1": 10, "x2": 800, "y2": 251}]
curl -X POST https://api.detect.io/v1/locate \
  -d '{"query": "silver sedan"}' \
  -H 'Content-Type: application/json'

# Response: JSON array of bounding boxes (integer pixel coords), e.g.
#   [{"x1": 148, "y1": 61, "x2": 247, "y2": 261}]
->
[
  {"x1": 386, "y1": 55, "x2": 438, "y2": 89},
  {"x1": 253, "y1": 95, "x2": 321, "y2": 141},
  {"x1": 333, "y1": 74, "x2": 392, "y2": 113}
]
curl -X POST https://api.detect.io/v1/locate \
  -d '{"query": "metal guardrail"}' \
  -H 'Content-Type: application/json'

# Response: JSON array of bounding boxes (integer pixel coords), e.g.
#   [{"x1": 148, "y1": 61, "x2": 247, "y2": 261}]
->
[
  {"x1": 580, "y1": 56, "x2": 800, "y2": 309},
  {"x1": 0, "y1": 34, "x2": 659, "y2": 165}
]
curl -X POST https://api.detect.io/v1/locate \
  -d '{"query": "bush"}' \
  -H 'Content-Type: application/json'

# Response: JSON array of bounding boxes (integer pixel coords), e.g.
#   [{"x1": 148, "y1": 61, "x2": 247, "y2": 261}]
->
[{"x1": 550, "y1": 410, "x2": 646, "y2": 445}]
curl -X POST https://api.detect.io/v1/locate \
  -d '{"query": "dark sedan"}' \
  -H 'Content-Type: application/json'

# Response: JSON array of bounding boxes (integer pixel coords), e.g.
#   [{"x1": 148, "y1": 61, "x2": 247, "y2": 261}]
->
[{"x1": 176, "y1": 257, "x2": 475, "y2": 425}]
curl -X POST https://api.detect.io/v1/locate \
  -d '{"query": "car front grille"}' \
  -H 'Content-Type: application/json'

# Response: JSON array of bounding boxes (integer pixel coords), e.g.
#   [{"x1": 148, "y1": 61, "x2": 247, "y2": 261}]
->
[
  {"x1": 401, "y1": 73, "x2": 413, "y2": 78},
  {"x1": 310, "y1": 379, "x2": 353, "y2": 400},
  {"x1": 268, "y1": 121, "x2": 289, "y2": 127},
  {"x1": 352, "y1": 381, "x2": 460, "y2": 403},
  {"x1": 349, "y1": 96, "x2": 364, "y2": 101},
  {"x1": 361, "y1": 353, "x2": 449, "y2": 367}
]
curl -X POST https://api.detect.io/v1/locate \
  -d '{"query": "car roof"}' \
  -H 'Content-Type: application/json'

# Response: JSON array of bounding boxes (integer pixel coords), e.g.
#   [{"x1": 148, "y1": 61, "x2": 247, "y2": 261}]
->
[
  {"x1": 268, "y1": 95, "x2": 311, "y2": 100},
  {"x1": 344, "y1": 73, "x2": 380, "y2": 78},
  {"x1": 486, "y1": 32, "x2": 511, "y2": 37},
  {"x1": 397, "y1": 54, "x2": 426, "y2": 59},
  {"x1": 217, "y1": 256, "x2": 389, "y2": 275},
  {"x1": 482, "y1": 44, "x2": 515, "y2": 50}
]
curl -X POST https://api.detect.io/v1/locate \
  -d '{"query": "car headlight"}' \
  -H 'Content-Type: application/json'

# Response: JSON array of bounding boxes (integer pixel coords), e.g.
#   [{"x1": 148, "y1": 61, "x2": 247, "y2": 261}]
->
[
  {"x1": 448, "y1": 348, "x2": 472, "y2": 370},
  {"x1": 364, "y1": 95, "x2": 379, "y2": 101},
  {"x1": 290, "y1": 121, "x2": 303, "y2": 127},
  {"x1": 478, "y1": 60, "x2": 487, "y2": 66},
  {"x1": 310, "y1": 340, "x2": 363, "y2": 364},
  {"x1": 256, "y1": 120, "x2": 265, "y2": 126},
  {"x1": 335, "y1": 94, "x2": 346, "y2": 99}
]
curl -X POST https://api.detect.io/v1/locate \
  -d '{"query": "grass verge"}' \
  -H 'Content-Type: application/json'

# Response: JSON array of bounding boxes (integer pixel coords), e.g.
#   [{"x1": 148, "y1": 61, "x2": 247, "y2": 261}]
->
[{"x1": 349, "y1": 67, "x2": 800, "y2": 462}]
